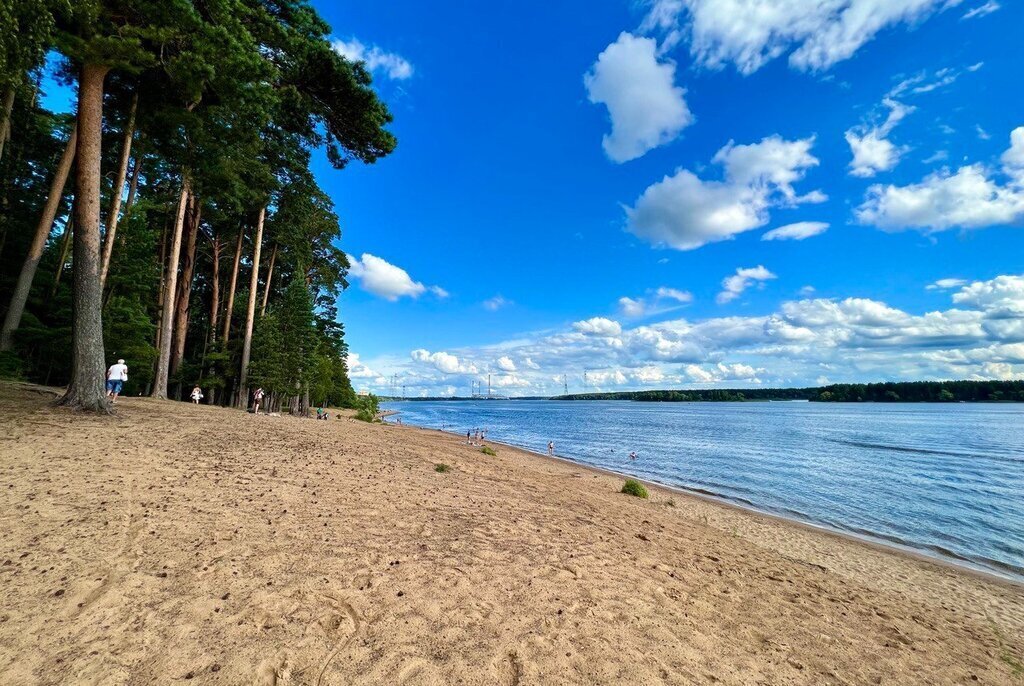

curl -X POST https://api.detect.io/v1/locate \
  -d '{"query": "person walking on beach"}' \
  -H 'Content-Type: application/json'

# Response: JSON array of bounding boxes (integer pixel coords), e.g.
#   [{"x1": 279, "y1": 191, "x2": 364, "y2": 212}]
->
[
  {"x1": 466, "y1": 430, "x2": 471, "y2": 444},
  {"x1": 253, "y1": 387, "x2": 265, "y2": 414},
  {"x1": 190, "y1": 385, "x2": 203, "y2": 404},
  {"x1": 105, "y1": 358, "x2": 128, "y2": 402},
  {"x1": 548, "y1": 441, "x2": 554, "y2": 456}
]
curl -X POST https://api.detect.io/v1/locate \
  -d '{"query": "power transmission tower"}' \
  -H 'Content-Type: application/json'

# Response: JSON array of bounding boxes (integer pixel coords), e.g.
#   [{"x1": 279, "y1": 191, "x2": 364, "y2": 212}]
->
[{"x1": 563, "y1": 374, "x2": 568, "y2": 395}]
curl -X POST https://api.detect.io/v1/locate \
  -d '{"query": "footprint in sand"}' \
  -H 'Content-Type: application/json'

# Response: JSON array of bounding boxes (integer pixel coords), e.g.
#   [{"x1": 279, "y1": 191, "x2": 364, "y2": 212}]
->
[{"x1": 315, "y1": 597, "x2": 361, "y2": 686}]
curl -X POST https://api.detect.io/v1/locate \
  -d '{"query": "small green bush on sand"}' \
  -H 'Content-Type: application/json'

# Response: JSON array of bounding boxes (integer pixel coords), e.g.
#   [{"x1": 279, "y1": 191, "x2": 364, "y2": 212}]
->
[
  {"x1": 480, "y1": 445, "x2": 497, "y2": 456},
  {"x1": 354, "y1": 394, "x2": 380, "y2": 422},
  {"x1": 434, "y1": 463, "x2": 451, "y2": 473},
  {"x1": 621, "y1": 479, "x2": 648, "y2": 499}
]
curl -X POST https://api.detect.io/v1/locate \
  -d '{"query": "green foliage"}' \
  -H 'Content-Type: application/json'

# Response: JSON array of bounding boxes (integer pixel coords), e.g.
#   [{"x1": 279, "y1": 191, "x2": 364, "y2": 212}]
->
[
  {"x1": 0, "y1": 351, "x2": 23, "y2": 379},
  {"x1": 353, "y1": 393, "x2": 379, "y2": 422},
  {"x1": 103, "y1": 295, "x2": 157, "y2": 396},
  {"x1": 0, "y1": 0, "x2": 55, "y2": 88},
  {"x1": 480, "y1": 445, "x2": 497, "y2": 456},
  {"x1": 434, "y1": 463, "x2": 451, "y2": 473},
  {"x1": 0, "y1": 0, "x2": 394, "y2": 410},
  {"x1": 621, "y1": 479, "x2": 649, "y2": 499},
  {"x1": 813, "y1": 381, "x2": 1024, "y2": 403}
]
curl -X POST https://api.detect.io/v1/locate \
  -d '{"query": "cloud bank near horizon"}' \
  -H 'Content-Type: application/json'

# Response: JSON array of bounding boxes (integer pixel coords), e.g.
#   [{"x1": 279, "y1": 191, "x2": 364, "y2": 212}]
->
[{"x1": 350, "y1": 273, "x2": 1024, "y2": 397}]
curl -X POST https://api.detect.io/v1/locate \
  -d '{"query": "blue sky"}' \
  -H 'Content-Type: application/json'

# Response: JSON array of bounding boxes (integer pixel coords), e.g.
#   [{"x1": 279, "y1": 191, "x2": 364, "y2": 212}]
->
[
  {"x1": 44, "y1": 1, "x2": 1024, "y2": 395},
  {"x1": 320, "y1": 0, "x2": 1024, "y2": 395}
]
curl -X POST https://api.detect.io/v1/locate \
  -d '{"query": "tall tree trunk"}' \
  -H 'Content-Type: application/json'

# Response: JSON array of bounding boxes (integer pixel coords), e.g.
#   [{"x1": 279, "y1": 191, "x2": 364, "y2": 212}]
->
[
  {"x1": 170, "y1": 195, "x2": 200, "y2": 376},
  {"x1": 0, "y1": 124, "x2": 78, "y2": 350},
  {"x1": 209, "y1": 233, "x2": 221, "y2": 343},
  {"x1": 99, "y1": 92, "x2": 137, "y2": 287},
  {"x1": 221, "y1": 225, "x2": 244, "y2": 343},
  {"x1": 51, "y1": 217, "x2": 73, "y2": 297},
  {"x1": 58, "y1": 63, "x2": 110, "y2": 412},
  {"x1": 0, "y1": 86, "x2": 15, "y2": 164},
  {"x1": 236, "y1": 206, "x2": 265, "y2": 408},
  {"x1": 260, "y1": 242, "x2": 277, "y2": 316},
  {"x1": 151, "y1": 181, "x2": 190, "y2": 399}
]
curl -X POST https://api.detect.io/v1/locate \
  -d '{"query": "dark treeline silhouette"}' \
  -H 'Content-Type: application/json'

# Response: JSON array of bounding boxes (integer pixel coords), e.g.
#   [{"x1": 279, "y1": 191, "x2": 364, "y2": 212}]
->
[{"x1": 553, "y1": 380, "x2": 1024, "y2": 403}]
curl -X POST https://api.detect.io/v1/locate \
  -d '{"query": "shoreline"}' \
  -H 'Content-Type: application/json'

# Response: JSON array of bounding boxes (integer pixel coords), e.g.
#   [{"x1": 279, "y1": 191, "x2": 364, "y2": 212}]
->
[
  {"x1": 2, "y1": 385, "x2": 1022, "y2": 684},
  {"x1": 393, "y1": 419, "x2": 1024, "y2": 590}
]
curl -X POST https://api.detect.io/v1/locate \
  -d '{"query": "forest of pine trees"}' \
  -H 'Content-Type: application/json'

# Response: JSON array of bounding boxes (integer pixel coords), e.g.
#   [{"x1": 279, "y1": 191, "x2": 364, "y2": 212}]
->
[{"x1": 0, "y1": 0, "x2": 396, "y2": 413}]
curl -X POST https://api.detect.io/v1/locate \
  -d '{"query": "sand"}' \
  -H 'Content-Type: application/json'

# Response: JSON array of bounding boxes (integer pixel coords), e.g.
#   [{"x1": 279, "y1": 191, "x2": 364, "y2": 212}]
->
[{"x1": 0, "y1": 382, "x2": 1021, "y2": 685}]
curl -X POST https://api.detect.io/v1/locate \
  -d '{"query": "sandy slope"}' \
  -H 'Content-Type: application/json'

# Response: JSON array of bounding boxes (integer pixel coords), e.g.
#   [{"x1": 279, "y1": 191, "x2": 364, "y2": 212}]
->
[{"x1": 0, "y1": 383, "x2": 1021, "y2": 685}]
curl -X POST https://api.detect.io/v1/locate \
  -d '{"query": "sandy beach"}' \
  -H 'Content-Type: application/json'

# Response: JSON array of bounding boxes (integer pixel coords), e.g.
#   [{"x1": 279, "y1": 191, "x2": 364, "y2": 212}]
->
[{"x1": 0, "y1": 382, "x2": 1021, "y2": 685}]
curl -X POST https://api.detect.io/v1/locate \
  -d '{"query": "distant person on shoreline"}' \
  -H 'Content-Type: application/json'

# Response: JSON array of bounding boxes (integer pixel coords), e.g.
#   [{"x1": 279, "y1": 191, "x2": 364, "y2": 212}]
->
[
  {"x1": 466, "y1": 430, "x2": 471, "y2": 444},
  {"x1": 190, "y1": 385, "x2": 203, "y2": 404},
  {"x1": 253, "y1": 387, "x2": 265, "y2": 414},
  {"x1": 105, "y1": 358, "x2": 128, "y2": 402},
  {"x1": 548, "y1": 441, "x2": 554, "y2": 456}
]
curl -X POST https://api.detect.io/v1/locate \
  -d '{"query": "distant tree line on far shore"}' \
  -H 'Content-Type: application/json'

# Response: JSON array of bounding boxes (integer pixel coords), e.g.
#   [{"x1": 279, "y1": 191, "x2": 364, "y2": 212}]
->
[{"x1": 552, "y1": 380, "x2": 1024, "y2": 403}]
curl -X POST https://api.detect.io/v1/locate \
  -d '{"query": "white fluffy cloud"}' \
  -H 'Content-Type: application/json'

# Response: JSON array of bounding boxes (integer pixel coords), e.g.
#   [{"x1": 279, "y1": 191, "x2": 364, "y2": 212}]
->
[
  {"x1": 927, "y1": 278, "x2": 968, "y2": 290},
  {"x1": 762, "y1": 221, "x2": 829, "y2": 241},
  {"x1": 346, "y1": 353, "x2": 378, "y2": 379},
  {"x1": 845, "y1": 98, "x2": 915, "y2": 177},
  {"x1": 619, "y1": 287, "x2": 693, "y2": 317},
  {"x1": 717, "y1": 266, "x2": 777, "y2": 304},
  {"x1": 1002, "y1": 127, "x2": 1024, "y2": 170},
  {"x1": 626, "y1": 135, "x2": 824, "y2": 250},
  {"x1": 618, "y1": 297, "x2": 646, "y2": 317},
  {"x1": 411, "y1": 349, "x2": 478, "y2": 375},
  {"x1": 656, "y1": 287, "x2": 693, "y2": 303},
  {"x1": 332, "y1": 38, "x2": 413, "y2": 80},
  {"x1": 348, "y1": 253, "x2": 443, "y2": 301},
  {"x1": 573, "y1": 317, "x2": 623, "y2": 336},
  {"x1": 496, "y1": 356, "x2": 517, "y2": 372},
  {"x1": 355, "y1": 274, "x2": 1024, "y2": 396},
  {"x1": 584, "y1": 32, "x2": 693, "y2": 163},
  {"x1": 857, "y1": 126, "x2": 1024, "y2": 232},
  {"x1": 642, "y1": 0, "x2": 959, "y2": 74}
]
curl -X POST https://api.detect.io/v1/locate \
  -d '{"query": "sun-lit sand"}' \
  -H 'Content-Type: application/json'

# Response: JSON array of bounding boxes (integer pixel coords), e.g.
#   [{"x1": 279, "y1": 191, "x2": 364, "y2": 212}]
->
[{"x1": 0, "y1": 382, "x2": 1021, "y2": 684}]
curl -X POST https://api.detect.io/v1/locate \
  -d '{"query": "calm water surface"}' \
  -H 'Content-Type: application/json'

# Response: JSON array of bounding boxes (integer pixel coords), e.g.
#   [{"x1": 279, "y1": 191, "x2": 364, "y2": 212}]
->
[{"x1": 384, "y1": 400, "x2": 1024, "y2": 581}]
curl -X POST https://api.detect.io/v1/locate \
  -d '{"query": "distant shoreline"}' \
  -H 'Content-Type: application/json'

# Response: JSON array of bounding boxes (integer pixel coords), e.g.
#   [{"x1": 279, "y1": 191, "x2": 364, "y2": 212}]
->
[{"x1": 380, "y1": 379, "x2": 1024, "y2": 403}]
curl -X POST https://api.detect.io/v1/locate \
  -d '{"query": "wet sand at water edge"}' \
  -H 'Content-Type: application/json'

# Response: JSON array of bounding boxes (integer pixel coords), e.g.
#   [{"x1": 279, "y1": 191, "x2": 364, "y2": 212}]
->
[{"x1": 0, "y1": 382, "x2": 1021, "y2": 684}]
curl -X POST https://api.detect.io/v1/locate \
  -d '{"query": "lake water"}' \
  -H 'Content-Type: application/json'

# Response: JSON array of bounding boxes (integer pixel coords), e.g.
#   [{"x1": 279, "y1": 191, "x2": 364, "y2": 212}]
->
[{"x1": 383, "y1": 400, "x2": 1024, "y2": 581}]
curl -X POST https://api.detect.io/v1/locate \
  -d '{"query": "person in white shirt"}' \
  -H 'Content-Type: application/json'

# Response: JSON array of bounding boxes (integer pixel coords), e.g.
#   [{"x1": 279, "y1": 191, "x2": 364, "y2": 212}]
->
[
  {"x1": 106, "y1": 359, "x2": 128, "y2": 401},
  {"x1": 190, "y1": 385, "x2": 203, "y2": 404}
]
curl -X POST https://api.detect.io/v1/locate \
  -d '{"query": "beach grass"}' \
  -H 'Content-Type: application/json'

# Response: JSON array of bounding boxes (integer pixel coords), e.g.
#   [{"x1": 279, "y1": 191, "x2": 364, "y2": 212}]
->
[
  {"x1": 621, "y1": 479, "x2": 649, "y2": 498},
  {"x1": 434, "y1": 463, "x2": 452, "y2": 473},
  {"x1": 480, "y1": 445, "x2": 497, "y2": 456}
]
